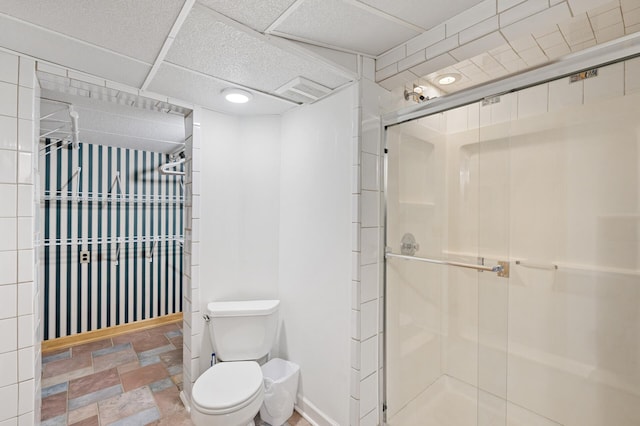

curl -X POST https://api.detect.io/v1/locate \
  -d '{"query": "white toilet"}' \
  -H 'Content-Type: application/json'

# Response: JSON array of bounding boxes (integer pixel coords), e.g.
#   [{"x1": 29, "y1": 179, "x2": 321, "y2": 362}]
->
[{"x1": 191, "y1": 299, "x2": 280, "y2": 426}]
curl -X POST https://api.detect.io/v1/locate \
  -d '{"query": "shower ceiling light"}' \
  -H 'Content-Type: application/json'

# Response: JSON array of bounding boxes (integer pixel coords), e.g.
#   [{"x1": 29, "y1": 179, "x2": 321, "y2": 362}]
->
[
  {"x1": 222, "y1": 88, "x2": 253, "y2": 104},
  {"x1": 437, "y1": 73, "x2": 461, "y2": 85}
]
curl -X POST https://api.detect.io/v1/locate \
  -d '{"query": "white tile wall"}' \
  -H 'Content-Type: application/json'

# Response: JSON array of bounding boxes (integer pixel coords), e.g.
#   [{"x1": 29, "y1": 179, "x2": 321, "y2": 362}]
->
[
  {"x1": 360, "y1": 264, "x2": 378, "y2": 304},
  {"x1": 16, "y1": 185, "x2": 32, "y2": 217},
  {"x1": 377, "y1": 45, "x2": 406, "y2": 71},
  {"x1": 359, "y1": 336, "x2": 377, "y2": 377},
  {"x1": 0, "y1": 185, "x2": 16, "y2": 217},
  {"x1": 360, "y1": 408, "x2": 378, "y2": 426},
  {"x1": 373, "y1": 0, "x2": 636, "y2": 99},
  {"x1": 0, "y1": 52, "x2": 18, "y2": 85},
  {"x1": 0, "y1": 383, "x2": 18, "y2": 422},
  {"x1": 446, "y1": 0, "x2": 496, "y2": 36},
  {"x1": 17, "y1": 347, "x2": 33, "y2": 382},
  {"x1": 0, "y1": 52, "x2": 37, "y2": 426},
  {"x1": 0, "y1": 150, "x2": 17, "y2": 183},
  {"x1": 180, "y1": 108, "x2": 201, "y2": 411},
  {"x1": 500, "y1": 0, "x2": 549, "y2": 27},
  {"x1": 351, "y1": 79, "x2": 387, "y2": 425},
  {"x1": 0, "y1": 286, "x2": 17, "y2": 319},
  {"x1": 17, "y1": 153, "x2": 31, "y2": 184},
  {"x1": 360, "y1": 191, "x2": 379, "y2": 228},
  {"x1": 406, "y1": 25, "x2": 445, "y2": 56},
  {"x1": 0, "y1": 116, "x2": 17, "y2": 151},
  {"x1": 0, "y1": 251, "x2": 16, "y2": 286},
  {"x1": 359, "y1": 372, "x2": 378, "y2": 417},
  {"x1": 17, "y1": 283, "x2": 32, "y2": 316},
  {"x1": 460, "y1": 16, "x2": 500, "y2": 45},
  {"x1": 0, "y1": 318, "x2": 17, "y2": 354},
  {"x1": 0, "y1": 82, "x2": 17, "y2": 117},
  {"x1": 0, "y1": 351, "x2": 17, "y2": 387}
]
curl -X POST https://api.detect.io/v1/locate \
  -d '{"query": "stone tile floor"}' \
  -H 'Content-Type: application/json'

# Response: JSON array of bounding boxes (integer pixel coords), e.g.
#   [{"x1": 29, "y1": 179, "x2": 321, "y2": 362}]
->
[{"x1": 40, "y1": 321, "x2": 310, "y2": 426}]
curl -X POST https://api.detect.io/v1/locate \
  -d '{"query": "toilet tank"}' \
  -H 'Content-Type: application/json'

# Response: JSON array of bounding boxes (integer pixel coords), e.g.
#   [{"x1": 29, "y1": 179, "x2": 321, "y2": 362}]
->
[{"x1": 207, "y1": 300, "x2": 280, "y2": 361}]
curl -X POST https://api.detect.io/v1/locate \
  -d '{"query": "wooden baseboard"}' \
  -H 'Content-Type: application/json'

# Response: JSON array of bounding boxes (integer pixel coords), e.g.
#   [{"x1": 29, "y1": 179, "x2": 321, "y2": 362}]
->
[{"x1": 42, "y1": 313, "x2": 183, "y2": 353}]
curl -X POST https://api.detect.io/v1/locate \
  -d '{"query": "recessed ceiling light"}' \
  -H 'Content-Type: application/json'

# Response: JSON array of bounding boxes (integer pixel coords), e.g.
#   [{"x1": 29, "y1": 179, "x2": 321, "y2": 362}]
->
[
  {"x1": 437, "y1": 73, "x2": 461, "y2": 85},
  {"x1": 222, "y1": 88, "x2": 253, "y2": 104}
]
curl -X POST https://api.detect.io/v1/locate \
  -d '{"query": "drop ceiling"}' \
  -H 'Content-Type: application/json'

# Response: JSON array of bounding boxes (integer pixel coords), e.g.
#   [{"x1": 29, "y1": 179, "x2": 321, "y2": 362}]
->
[
  {"x1": 0, "y1": 0, "x2": 637, "y2": 116},
  {"x1": 0, "y1": 0, "x2": 490, "y2": 115}
]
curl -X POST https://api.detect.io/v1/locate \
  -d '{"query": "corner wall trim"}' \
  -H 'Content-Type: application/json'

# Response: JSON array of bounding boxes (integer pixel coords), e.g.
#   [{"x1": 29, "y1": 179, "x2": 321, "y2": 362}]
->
[{"x1": 41, "y1": 312, "x2": 183, "y2": 353}]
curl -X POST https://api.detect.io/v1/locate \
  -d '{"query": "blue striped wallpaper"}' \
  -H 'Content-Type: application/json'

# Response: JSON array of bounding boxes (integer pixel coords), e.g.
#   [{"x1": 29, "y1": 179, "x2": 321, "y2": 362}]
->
[{"x1": 41, "y1": 141, "x2": 184, "y2": 340}]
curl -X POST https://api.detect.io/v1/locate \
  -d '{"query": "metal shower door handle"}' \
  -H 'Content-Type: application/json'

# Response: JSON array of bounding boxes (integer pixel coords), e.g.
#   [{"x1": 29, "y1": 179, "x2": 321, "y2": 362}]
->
[{"x1": 385, "y1": 252, "x2": 509, "y2": 277}]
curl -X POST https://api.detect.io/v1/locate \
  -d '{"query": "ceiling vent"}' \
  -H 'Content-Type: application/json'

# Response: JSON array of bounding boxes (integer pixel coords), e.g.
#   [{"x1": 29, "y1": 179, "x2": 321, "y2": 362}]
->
[{"x1": 275, "y1": 77, "x2": 331, "y2": 104}]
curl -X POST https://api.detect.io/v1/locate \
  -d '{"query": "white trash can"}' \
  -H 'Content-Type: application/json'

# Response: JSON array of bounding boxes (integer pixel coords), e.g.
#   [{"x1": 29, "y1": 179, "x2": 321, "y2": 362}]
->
[{"x1": 260, "y1": 358, "x2": 300, "y2": 426}]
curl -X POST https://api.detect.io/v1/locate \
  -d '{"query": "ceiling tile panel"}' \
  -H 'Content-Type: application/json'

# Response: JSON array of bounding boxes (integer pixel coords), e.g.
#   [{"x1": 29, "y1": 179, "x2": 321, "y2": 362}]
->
[
  {"x1": 0, "y1": 0, "x2": 185, "y2": 63},
  {"x1": 147, "y1": 63, "x2": 296, "y2": 116},
  {"x1": 272, "y1": 0, "x2": 420, "y2": 55},
  {"x1": 197, "y1": 0, "x2": 296, "y2": 31},
  {"x1": 0, "y1": 14, "x2": 150, "y2": 87},
  {"x1": 358, "y1": 0, "x2": 486, "y2": 30},
  {"x1": 165, "y1": 5, "x2": 350, "y2": 92}
]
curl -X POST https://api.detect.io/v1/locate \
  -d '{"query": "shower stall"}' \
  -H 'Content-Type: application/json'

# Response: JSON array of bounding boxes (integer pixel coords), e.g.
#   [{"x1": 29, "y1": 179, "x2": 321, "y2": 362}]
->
[{"x1": 383, "y1": 53, "x2": 640, "y2": 425}]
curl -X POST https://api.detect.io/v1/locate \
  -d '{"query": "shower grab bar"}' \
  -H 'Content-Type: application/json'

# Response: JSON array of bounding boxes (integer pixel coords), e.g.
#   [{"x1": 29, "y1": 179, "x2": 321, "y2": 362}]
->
[{"x1": 385, "y1": 252, "x2": 504, "y2": 273}]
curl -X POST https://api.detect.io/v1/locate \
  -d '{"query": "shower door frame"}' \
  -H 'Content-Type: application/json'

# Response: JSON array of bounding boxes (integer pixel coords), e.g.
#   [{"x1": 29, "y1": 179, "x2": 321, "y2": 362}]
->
[{"x1": 380, "y1": 31, "x2": 640, "y2": 426}]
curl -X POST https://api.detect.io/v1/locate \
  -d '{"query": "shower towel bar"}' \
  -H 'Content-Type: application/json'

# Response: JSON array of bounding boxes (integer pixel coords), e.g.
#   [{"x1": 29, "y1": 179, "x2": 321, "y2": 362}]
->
[
  {"x1": 385, "y1": 252, "x2": 504, "y2": 273},
  {"x1": 515, "y1": 260, "x2": 558, "y2": 270}
]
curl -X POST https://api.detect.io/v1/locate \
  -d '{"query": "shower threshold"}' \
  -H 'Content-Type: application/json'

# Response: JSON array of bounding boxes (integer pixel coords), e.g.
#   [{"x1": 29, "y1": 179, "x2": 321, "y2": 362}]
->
[{"x1": 386, "y1": 376, "x2": 561, "y2": 426}]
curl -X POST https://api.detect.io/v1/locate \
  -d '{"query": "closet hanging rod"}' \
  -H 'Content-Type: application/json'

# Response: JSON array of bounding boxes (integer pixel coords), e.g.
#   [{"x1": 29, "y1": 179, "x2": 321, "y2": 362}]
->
[
  {"x1": 41, "y1": 192, "x2": 184, "y2": 203},
  {"x1": 159, "y1": 158, "x2": 186, "y2": 176},
  {"x1": 41, "y1": 235, "x2": 184, "y2": 247}
]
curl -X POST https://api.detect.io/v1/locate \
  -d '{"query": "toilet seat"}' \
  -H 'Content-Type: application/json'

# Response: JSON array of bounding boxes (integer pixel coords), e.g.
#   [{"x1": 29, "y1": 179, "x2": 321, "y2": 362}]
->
[{"x1": 192, "y1": 361, "x2": 263, "y2": 415}]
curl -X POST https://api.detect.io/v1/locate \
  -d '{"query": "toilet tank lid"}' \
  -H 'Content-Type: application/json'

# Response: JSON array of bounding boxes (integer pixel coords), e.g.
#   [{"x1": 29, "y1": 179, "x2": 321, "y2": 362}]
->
[{"x1": 208, "y1": 300, "x2": 280, "y2": 317}]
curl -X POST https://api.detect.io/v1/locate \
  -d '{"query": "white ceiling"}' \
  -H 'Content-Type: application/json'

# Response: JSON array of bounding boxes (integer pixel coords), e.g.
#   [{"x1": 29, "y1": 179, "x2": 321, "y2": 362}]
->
[
  {"x1": 164, "y1": 4, "x2": 350, "y2": 93},
  {"x1": 269, "y1": 0, "x2": 421, "y2": 55},
  {"x1": 0, "y1": 0, "x2": 185, "y2": 64},
  {"x1": 0, "y1": 0, "x2": 491, "y2": 116},
  {"x1": 197, "y1": 0, "x2": 297, "y2": 32},
  {"x1": 0, "y1": 0, "x2": 636, "y2": 119},
  {"x1": 358, "y1": 0, "x2": 487, "y2": 30}
]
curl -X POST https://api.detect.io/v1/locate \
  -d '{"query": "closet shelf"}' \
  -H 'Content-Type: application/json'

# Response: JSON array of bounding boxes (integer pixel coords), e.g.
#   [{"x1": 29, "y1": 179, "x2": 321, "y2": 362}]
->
[
  {"x1": 40, "y1": 234, "x2": 184, "y2": 247},
  {"x1": 41, "y1": 192, "x2": 184, "y2": 204}
]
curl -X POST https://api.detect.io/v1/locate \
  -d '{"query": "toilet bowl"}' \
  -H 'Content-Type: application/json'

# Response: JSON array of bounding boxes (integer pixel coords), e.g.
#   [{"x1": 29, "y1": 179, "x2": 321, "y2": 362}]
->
[{"x1": 191, "y1": 361, "x2": 264, "y2": 426}]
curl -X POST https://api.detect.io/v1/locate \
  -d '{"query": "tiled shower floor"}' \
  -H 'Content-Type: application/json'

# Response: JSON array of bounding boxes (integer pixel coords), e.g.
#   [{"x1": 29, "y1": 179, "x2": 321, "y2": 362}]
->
[{"x1": 41, "y1": 322, "x2": 310, "y2": 426}]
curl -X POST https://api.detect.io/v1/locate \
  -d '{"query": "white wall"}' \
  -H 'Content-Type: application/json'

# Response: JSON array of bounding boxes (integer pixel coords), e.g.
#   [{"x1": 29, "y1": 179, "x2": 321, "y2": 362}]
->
[
  {"x1": 196, "y1": 110, "x2": 282, "y2": 372},
  {"x1": 194, "y1": 87, "x2": 357, "y2": 425},
  {"x1": 199, "y1": 110, "x2": 281, "y2": 301},
  {"x1": 278, "y1": 86, "x2": 355, "y2": 426}
]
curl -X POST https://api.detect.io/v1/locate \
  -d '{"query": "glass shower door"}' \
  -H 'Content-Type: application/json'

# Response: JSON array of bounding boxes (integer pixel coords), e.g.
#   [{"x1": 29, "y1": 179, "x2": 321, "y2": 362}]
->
[
  {"x1": 384, "y1": 97, "x2": 513, "y2": 426},
  {"x1": 384, "y1": 59, "x2": 640, "y2": 426},
  {"x1": 385, "y1": 113, "x2": 453, "y2": 425},
  {"x1": 504, "y1": 64, "x2": 640, "y2": 426}
]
